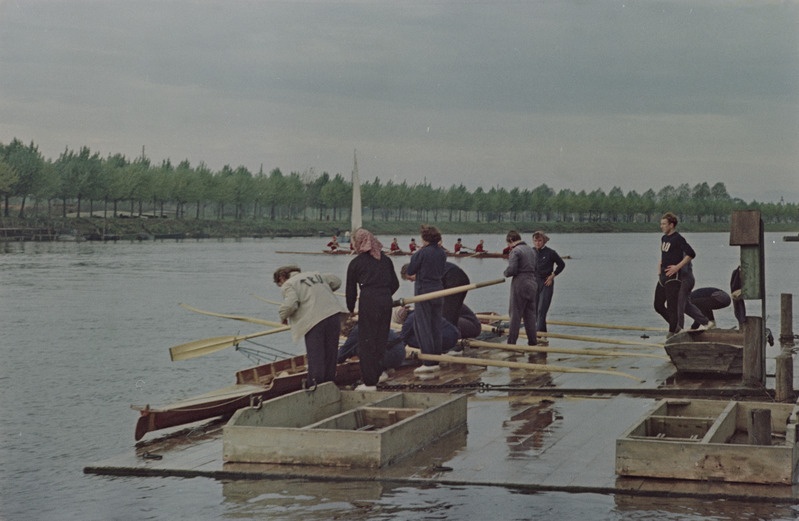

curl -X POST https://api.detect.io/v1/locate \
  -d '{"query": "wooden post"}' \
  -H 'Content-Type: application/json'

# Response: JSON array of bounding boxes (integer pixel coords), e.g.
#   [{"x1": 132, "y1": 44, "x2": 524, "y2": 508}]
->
[
  {"x1": 780, "y1": 294, "x2": 794, "y2": 344},
  {"x1": 775, "y1": 352, "x2": 793, "y2": 402},
  {"x1": 747, "y1": 408, "x2": 772, "y2": 446},
  {"x1": 743, "y1": 316, "x2": 764, "y2": 387},
  {"x1": 776, "y1": 294, "x2": 795, "y2": 402}
]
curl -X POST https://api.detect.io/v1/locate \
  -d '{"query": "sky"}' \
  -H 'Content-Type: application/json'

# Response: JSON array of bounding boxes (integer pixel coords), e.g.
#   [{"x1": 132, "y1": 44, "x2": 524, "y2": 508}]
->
[{"x1": 1, "y1": 0, "x2": 797, "y2": 203}]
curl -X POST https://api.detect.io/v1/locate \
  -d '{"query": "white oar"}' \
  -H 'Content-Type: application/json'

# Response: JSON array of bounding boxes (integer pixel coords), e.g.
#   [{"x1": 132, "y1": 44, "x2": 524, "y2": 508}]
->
[
  {"x1": 393, "y1": 278, "x2": 505, "y2": 306},
  {"x1": 180, "y1": 303, "x2": 283, "y2": 327},
  {"x1": 169, "y1": 327, "x2": 290, "y2": 361},
  {"x1": 466, "y1": 339, "x2": 668, "y2": 360},
  {"x1": 481, "y1": 324, "x2": 663, "y2": 348},
  {"x1": 405, "y1": 347, "x2": 644, "y2": 382},
  {"x1": 474, "y1": 314, "x2": 667, "y2": 332}
]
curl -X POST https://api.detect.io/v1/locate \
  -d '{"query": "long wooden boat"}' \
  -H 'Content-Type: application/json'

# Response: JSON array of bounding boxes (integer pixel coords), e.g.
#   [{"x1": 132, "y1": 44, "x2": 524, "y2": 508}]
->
[
  {"x1": 663, "y1": 328, "x2": 744, "y2": 375},
  {"x1": 275, "y1": 250, "x2": 509, "y2": 259},
  {"x1": 132, "y1": 355, "x2": 361, "y2": 441}
]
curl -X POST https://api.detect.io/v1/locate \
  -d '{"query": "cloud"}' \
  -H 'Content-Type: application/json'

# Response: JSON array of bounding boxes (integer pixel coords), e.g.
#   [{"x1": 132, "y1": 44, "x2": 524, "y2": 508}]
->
[{"x1": 0, "y1": 0, "x2": 797, "y2": 202}]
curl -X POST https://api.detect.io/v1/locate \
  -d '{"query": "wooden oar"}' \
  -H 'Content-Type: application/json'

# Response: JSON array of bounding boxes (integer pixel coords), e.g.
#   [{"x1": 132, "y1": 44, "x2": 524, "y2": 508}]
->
[
  {"x1": 251, "y1": 294, "x2": 283, "y2": 306},
  {"x1": 393, "y1": 278, "x2": 505, "y2": 306},
  {"x1": 466, "y1": 339, "x2": 669, "y2": 360},
  {"x1": 481, "y1": 324, "x2": 663, "y2": 348},
  {"x1": 169, "y1": 327, "x2": 290, "y2": 361},
  {"x1": 474, "y1": 314, "x2": 667, "y2": 332},
  {"x1": 180, "y1": 303, "x2": 284, "y2": 328},
  {"x1": 405, "y1": 347, "x2": 644, "y2": 382}
]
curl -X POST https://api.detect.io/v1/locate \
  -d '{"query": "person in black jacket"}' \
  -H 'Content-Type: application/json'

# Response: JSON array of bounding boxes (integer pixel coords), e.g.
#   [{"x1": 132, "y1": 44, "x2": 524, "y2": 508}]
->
[{"x1": 346, "y1": 228, "x2": 399, "y2": 391}]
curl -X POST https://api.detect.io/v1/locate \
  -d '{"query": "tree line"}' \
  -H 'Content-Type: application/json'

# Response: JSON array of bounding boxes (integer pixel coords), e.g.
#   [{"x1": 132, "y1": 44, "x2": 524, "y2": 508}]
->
[{"x1": 1, "y1": 138, "x2": 796, "y2": 224}]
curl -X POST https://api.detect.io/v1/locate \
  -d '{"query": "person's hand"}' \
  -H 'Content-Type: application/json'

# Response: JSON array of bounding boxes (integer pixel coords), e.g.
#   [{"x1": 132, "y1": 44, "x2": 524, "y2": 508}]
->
[
  {"x1": 664, "y1": 264, "x2": 680, "y2": 277},
  {"x1": 545, "y1": 274, "x2": 555, "y2": 286},
  {"x1": 731, "y1": 289, "x2": 742, "y2": 300}
]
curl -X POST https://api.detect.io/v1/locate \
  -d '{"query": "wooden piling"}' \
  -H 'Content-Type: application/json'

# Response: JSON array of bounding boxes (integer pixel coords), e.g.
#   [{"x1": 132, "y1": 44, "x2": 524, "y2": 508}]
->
[
  {"x1": 780, "y1": 294, "x2": 794, "y2": 344},
  {"x1": 743, "y1": 316, "x2": 764, "y2": 387},
  {"x1": 747, "y1": 408, "x2": 772, "y2": 446}
]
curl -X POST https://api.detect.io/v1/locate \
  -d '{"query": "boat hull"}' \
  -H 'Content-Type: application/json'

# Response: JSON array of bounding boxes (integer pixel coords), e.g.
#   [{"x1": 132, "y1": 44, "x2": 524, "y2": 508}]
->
[
  {"x1": 664, "y1": 329, "x2": 744, "y2": 375},
  {"x1": 133, "y1": 355, "x2": 361, "y2": 440}
]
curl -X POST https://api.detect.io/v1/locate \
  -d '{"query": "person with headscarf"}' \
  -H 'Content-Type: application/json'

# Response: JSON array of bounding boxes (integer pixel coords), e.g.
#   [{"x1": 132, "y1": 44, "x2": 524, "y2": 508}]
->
[
  {"x1": 274, "y1": 264, "x2": 347, "y2": 388},
  {"x1": 532, "y1": 231, "x2": 566, "y2": 340},
  {"x1": 346, "y1": 228, "x2": 400, "y2": 390}
]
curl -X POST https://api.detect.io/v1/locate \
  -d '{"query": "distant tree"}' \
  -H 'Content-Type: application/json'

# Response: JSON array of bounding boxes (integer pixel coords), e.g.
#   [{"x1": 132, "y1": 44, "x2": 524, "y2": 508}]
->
[{"x1": 0, "y1": 158, "x2": 19, "y2": 217}]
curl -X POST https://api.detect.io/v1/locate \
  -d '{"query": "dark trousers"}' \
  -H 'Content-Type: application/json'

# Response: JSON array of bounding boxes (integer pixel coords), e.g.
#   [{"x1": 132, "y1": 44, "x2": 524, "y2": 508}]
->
[
  {"x1": 654, "y1": 280, "x2": 682, "y2": 333},
  {"x1": 536, "y1": 277, "x2": 554, "y2": 332},
  {"x1": 357, "y1": 289, "x2": 392, "y2": 386},
  {"x1": 414, "y1": 298, "x2": 443, "y2": 365},
  {"x1": 304, "y1": 313, "x2": 341, "y2": 386}
]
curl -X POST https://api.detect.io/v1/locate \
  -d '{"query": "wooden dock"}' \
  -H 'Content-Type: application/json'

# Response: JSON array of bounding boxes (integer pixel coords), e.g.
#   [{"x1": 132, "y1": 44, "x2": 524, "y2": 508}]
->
[{"x1": 85, "y1": 341, "x2": 799, "y2": 503}]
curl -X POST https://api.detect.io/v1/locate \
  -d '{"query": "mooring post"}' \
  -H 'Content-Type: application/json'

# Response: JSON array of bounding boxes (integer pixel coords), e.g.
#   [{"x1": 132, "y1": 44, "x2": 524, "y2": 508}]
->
[
  {"x1": 743, "y1": 316, "x2": 765, "y2": 387},
  {"x1": 780, "y1": 293, "x2": 794, "y2": 344},
  {"x1": 775, "y1": 294, "x2": 795, "y2": 402},
  {"x1": 747, "y1": 408, "x2": 772, "y2": 446},
  {"x1": 730, "y1": 210, "x2": 766, "y2": 388}
]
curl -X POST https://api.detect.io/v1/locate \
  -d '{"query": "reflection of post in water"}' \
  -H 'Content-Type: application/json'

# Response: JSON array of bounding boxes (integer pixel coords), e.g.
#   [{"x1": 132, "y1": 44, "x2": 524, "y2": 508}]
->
[
  {"x1": 504, "y1": 366, "x2": 556, "y2": 455},
  {"x1": 503, "y1": 398, "x2": 556, "y2": 455}
]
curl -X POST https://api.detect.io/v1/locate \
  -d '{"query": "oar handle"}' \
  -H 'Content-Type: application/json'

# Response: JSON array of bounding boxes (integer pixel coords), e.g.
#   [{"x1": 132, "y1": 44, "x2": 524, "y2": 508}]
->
[{"x1": 393, "y1": 278, "x2": 505, "y2": 307}]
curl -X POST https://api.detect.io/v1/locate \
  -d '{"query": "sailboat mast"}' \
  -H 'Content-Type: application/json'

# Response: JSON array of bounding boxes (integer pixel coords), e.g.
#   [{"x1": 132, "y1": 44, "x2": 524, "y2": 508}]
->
[{"x1": 351, "y1": 149, "x2": 363, "y2": 235}]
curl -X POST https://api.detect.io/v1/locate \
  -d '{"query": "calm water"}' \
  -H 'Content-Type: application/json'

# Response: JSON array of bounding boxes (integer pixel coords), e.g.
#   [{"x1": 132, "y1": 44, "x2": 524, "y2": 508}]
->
[{"x1": 1, "y1": 232, "x2": 798, "y2": 521}]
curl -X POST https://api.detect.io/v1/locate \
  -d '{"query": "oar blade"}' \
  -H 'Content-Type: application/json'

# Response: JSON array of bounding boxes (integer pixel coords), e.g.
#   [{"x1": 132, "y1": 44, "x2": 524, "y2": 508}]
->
[{"x1": 169, "y1": 326, "x2": 291, "y2": 362}]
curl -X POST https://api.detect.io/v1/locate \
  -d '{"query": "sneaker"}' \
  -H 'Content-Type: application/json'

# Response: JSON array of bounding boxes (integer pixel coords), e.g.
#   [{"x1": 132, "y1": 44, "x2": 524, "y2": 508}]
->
[
  {"x1": 378, "y1": 371, "x2": 389, "y2": 383},
  {"x1": 413, "y1": 364, "x2": 441, "y2": 375},
  {"x1": 354, "y1": 384, "x2": 377, "y2": 391},
  {"x1": 446, "y1": 348, "x2": 464, "y2": 357},
  {"x1": 707, "y1": 321, "x2": 716, "y2": 329},
  {"x1": 538, "y1": 339, "x2": 549, "y2": 346},
  {"x1": 692, "y1": 324, "x2": 709, "y2": 332}
]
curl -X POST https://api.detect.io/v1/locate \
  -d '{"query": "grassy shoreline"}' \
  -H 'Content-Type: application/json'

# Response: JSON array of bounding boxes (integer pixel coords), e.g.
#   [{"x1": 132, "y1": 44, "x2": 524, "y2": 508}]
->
[{"x1": 3, "y1": 215, "x2": 798, "y2": 240}]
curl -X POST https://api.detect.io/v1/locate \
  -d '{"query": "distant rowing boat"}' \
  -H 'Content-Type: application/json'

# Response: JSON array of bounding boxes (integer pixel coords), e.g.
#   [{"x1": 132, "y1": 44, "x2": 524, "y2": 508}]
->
[{"x1": 276, "y1": 250, "x2": 510, "y2": 259}]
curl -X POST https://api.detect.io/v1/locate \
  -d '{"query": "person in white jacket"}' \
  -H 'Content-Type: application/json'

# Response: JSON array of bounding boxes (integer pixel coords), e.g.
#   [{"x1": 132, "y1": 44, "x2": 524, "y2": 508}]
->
[{"x1": 274, "y1": 265, "x2": 348, "y2": 387}]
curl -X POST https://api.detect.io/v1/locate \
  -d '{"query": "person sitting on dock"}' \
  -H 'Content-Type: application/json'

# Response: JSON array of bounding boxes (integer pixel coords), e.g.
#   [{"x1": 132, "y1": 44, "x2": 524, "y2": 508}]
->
[
  {"x1": 326, "y1": 235, "x2": 339, "y2": 251},
  {"x1": 336, "y1": 319, "x2": 407, "y2": 383}
]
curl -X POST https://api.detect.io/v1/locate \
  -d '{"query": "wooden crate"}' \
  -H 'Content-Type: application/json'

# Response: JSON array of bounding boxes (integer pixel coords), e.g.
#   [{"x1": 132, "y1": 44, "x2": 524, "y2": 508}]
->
[
  {"x1": 616, "y1": 399, "x2": 799, "y2": 484},
  {"x1": 223, "y1": 382, "x2": 467, "y2": 468}
]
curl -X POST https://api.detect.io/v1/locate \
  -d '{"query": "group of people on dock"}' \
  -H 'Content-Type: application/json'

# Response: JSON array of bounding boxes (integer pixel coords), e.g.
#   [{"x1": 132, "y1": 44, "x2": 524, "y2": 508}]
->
[{"x1": 277, "y1": 224, "x2": 566, "y2": 391}]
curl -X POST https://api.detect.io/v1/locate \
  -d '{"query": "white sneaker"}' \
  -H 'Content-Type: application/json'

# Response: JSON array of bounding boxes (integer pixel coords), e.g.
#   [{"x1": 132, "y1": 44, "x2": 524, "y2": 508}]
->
[
  {"x1": 692, "y1": 324, "x2": 709, "y2": 331},
  {"x1": 413, "y1": 364, "x2": 441, "y2": 374},
  {"x1": 354, "y1": 384, "x2": 377, "y2": 391},
  {"x1": 707, "y1": 321, "x2": 716, "y2": 329},
  {"x1": 446, "y1": 348, "x2": 463, "y2": 357},
  {"x1": 378, "y1": 371, "x2": 389, "y2": 383}
]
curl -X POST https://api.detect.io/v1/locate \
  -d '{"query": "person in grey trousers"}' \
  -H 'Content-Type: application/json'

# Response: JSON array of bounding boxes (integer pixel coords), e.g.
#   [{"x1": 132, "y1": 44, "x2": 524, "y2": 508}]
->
[{"x1": 503, "y1": 230, "x2": 538, "y2": 346}]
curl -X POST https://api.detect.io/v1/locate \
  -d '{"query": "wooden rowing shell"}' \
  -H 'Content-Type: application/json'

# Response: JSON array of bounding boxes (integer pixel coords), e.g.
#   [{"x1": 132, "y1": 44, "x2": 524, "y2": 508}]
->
[{"x1": 664, "y1": 329, "x2": 744, "y2": 375}]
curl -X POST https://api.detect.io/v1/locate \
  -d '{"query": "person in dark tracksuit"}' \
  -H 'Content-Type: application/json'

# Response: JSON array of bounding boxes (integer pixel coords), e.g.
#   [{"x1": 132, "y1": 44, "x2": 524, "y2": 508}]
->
[
  {"x1": 503, "y1": 230, "x2": 538, "y2": 346},
  {"x1": 532, "y1": 231, "x2": 565, "y2": 337},
  {"x1": 654, "y1": 212, "x2": 698, "y2": 337},
  {"x1": 346, "y1": 228, "x2": 399, "y2": 390},
  {"x1": 406, "y1": 225, "x2": 447, "y2": 376}
]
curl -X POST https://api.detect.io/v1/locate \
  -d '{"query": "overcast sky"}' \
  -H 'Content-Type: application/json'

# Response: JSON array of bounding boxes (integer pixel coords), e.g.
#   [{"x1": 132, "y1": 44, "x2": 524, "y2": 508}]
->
[{"x1": 1, "y1": 1, "x2": 797, "y2": 202}]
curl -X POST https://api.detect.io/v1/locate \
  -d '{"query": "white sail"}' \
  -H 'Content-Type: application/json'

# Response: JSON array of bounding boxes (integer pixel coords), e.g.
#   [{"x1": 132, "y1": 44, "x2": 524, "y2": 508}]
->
[{"x1": 350, "y1": 149, "x2": 362, "y2": 235}]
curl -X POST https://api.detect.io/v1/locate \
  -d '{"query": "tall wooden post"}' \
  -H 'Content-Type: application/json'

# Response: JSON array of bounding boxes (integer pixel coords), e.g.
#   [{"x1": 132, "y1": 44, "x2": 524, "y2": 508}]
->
[
  {"x1": 776, "y1": 294, "x2": 794, "y2": 402},
  {"x1": 729, "y1": 210, "x2": 766, "y2": 387}
]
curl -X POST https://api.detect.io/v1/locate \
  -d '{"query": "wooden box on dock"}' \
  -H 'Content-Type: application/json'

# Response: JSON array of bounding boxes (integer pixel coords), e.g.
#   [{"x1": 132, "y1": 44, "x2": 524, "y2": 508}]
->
[
  {"x1": 616, "y1": 399, "x2": 799, "y2": 484},
  {"x1": 223, "y1": 382, "x2": 467, "y2": 468}
]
